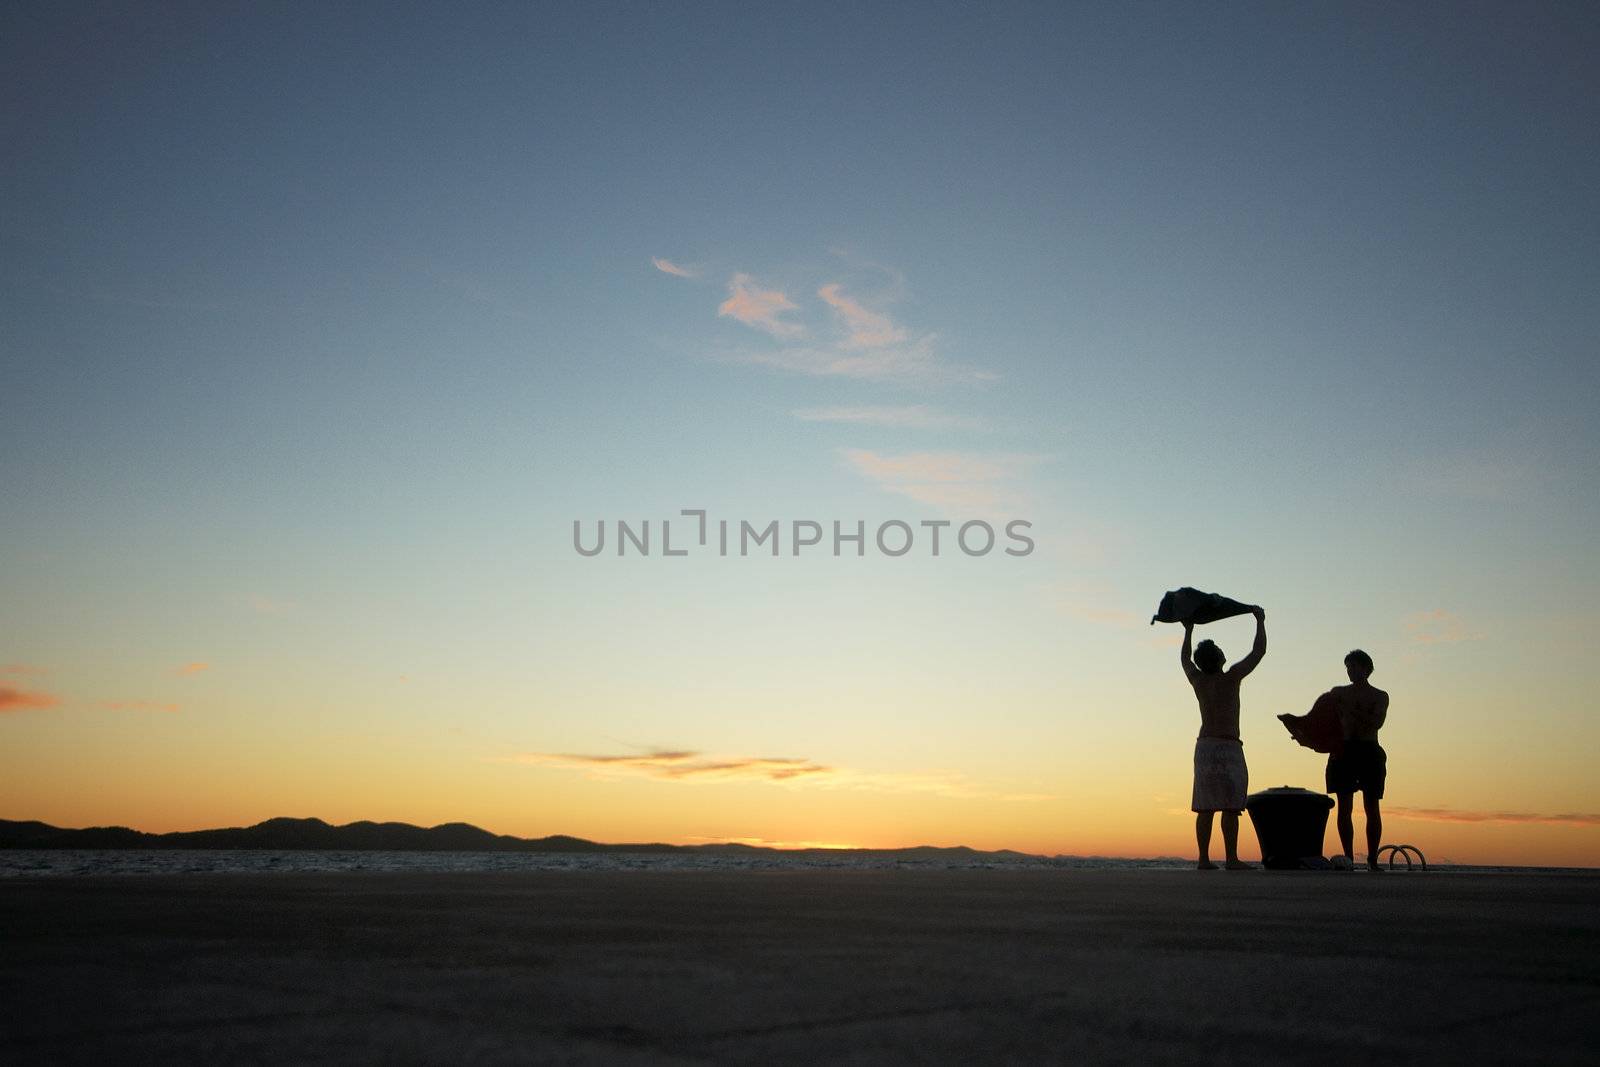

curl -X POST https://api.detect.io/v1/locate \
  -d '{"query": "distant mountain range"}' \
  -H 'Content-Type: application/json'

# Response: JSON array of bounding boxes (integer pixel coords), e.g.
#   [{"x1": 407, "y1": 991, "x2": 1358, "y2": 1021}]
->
[{"x1": 0, "y1": 817, "x2": 1041, "y2": 860}]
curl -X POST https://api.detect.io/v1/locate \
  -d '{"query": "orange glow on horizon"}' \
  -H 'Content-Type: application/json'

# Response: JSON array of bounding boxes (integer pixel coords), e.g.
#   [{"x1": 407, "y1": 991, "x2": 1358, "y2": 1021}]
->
[
  {"x1": 4, "y1": 790, "x2": 1595, "y2": 869},
  {"x1": 4, "y1": 671, "x2": 1597, "y2": 870}
]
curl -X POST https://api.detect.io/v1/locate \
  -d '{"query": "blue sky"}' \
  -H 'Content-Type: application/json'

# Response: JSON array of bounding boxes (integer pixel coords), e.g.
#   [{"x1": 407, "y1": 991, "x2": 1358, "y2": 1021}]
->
[{"x1": 3, "y1": 3, "x2": 1598, "y2": 860}]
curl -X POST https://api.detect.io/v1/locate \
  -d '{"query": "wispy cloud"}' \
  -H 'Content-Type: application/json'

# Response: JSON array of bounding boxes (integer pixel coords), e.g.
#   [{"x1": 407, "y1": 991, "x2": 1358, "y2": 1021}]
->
[
  {"x1": 718, "y1": 273, "x2": 805, "y2": 339},
  {"x1": 176, "y1": 662, "x2": 209, "y2": 676},
  {"x1": 840, "y1": 448, "x2": 1036, "y2": 512},
  {"x1": 652, "y1": 256, "x2": 698, "y2": 279},
  {"x1": 1403, "y1": 609, "x2": 1484, "y2": 645},
  {"x1": 712, "y1": 269, "x2": 991, "y2": 383},
  {"x1": 500, "y1": 748, "x2": 1053, "y2": 801},
  {"x1": 100, "y1": 700, "x2": 180, "y2": 713},
  {"x1": 817, "y1": 283, "x2": 907, "y2": 349},
  {"x1": 739, "y1": 336, "x2": 972, "y2": 382},
  {"x1": 0, "y1": 687, "x2": 61, "y2": 713},
  {"x1": 506, "y1": 750, "x2": 832, "y2": 783},
  {"x1": 792, "y1": 405, "x2": 982, "y2": 430},
  {"x1": 1389, "y1": 806, "x2": 1600, "y2": 827}
]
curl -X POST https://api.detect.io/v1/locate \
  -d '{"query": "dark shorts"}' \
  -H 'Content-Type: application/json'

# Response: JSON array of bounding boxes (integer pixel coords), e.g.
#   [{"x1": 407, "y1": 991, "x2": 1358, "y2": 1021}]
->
[{"x1": 1326, "y1": 740, "x2": 1386, "y2": 799}]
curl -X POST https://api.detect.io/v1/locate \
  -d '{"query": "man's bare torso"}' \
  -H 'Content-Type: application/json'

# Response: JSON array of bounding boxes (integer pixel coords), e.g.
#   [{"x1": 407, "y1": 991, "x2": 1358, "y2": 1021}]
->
[
  {"x1": 1189, "y1": 672, "x2": 1243, "y2": 740},
  {"x1": 1334, "y1": 682, "x2": 1388, "y2": 741}
]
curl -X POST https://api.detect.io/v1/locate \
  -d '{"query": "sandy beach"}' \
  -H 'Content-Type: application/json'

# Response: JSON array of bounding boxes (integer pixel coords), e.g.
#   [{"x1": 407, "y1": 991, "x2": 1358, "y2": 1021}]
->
[{"x1": 3, "y1": 868, "x2": 1596, "y2": 1063}]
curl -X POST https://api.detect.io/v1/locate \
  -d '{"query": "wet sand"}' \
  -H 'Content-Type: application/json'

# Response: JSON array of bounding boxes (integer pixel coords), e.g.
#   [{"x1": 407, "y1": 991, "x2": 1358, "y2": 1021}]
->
[{"x1": 4, "y1": 868, "x2": 1597, "y2": 1063}]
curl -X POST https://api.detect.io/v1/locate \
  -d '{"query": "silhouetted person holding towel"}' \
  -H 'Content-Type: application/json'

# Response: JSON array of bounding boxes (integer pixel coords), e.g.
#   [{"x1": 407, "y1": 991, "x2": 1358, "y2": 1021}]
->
[
  {"x1": 1327, "y1": 649, "x2": 1388, "y2": 870},
  {"x1": 1181, "y1": 607, "x2": 1266, "y2": 869}
]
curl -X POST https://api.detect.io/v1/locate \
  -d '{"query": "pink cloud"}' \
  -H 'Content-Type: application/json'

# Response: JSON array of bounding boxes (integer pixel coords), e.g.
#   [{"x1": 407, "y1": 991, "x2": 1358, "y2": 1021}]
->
[
  {"x1": 176, "y1": 662, "x2": 209, "y2": 676},
  {"x1": 510, "y1": 749, "x2": 834, "y2": 783},
  {"x1": 651, "y1": 256, "x2": 697, "y2": 279},
  {"x1": 739, "y1": 338, "x2": 962, "y2": 381},
  {"x1": 709, "y1": 264, "x2": 991, "y2": 382},
  {"x1": 817, "y1": 283, "x2": 907, "y2": 349},
  {"x1": 501, "y1": 747, "x2": 1053, "y2": 801},
  {"x1": 1389, "y1": 806, "x2": 1600, "y2": 827},
  {"x1": 0, "y1": 686, "x2": 60, "y2": 713},
  {"x1": 717, "y1": 273, "x2": 805, "y2": 339}
]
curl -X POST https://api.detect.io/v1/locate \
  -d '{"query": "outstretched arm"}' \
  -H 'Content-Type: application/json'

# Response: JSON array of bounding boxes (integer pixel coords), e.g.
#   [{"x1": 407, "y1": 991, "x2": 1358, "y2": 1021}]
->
[
  {"x1": 1180, "y1": 621, "x2": 1199, "y2": 681},
  {"x1": 1230, "y1": 607, "x2": 1267, "y2": 678}
]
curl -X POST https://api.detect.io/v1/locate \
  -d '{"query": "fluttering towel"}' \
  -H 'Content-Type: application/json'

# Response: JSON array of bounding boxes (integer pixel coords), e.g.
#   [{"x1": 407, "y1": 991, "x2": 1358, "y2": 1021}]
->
[
  {"x1": 1278, "y1": 689, "x2": 1345, "y2": 757},
  {"x1": 1150, "y1": 587, "x2": 1255, "y2": 627}
]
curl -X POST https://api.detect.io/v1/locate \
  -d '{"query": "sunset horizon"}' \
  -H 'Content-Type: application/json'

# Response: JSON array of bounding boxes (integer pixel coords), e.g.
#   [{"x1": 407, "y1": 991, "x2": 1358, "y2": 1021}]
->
[
  {"x1": 9, "y1": 806, "x2": 1592, "y2": 868},
  {"x1": 10, "y1": 8, "x2": 1599, "y2": 868}
]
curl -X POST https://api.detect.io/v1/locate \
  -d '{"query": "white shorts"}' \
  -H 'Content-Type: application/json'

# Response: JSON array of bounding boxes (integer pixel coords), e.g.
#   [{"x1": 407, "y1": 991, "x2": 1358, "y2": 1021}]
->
[{"x1": 1192, "y1": 737, "x2": 1248, "y2": 813}]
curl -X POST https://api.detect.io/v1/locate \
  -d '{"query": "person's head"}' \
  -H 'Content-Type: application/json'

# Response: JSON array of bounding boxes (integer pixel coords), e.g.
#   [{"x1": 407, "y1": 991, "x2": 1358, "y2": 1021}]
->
[
  {"x1": 1344, "y1": 649, "x2": 1374, "y2": 683},
  {"x1": 1194, "y1": 639, "x2": 1226, "y2": 675}
]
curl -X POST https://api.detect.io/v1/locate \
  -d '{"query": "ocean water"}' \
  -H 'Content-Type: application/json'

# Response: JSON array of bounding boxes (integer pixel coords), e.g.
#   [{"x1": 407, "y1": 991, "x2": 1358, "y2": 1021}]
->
[{"x1": 0, "y1": 849, "x2": 1196, "y2": 877}]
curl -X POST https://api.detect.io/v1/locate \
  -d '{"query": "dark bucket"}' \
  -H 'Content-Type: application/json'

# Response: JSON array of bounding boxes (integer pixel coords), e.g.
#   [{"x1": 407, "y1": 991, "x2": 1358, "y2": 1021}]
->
[{"x1": 1246, "y1": 786, "x2": 1334, "y2": 870}]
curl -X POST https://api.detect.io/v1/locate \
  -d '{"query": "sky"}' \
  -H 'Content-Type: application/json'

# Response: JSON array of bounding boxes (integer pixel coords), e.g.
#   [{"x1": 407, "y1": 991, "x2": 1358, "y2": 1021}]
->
[{"x1": 3, "y1": 2, "x2": 1598, "y2": 866}]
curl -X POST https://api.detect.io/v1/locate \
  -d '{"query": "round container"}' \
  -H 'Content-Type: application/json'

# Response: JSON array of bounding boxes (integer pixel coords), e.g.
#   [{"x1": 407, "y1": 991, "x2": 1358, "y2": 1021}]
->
[{"x1": 1245, "y1": 786, "x2": 1334, "y2": 870}]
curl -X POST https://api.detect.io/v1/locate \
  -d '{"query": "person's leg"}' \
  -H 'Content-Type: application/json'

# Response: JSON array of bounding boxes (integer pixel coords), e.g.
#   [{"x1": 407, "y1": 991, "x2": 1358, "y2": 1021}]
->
[
  {"x1": 1195, "y1": 811, "x2": 1217, "y2": 869},
  {"x1": 1336, "y1": 792, "x2": 1355, "y2": 860},
  {"x1": 1220, "y1": 811, "x2": 1251, "y2": 869},
  {"x1": 1364, "y1": 792, "x2": 1383, "y2": 870}
]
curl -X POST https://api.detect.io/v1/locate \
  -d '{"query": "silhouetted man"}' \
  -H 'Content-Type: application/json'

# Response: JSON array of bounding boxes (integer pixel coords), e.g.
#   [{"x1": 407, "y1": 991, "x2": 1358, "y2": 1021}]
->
[
  {"x1": 1327, "y1": 649, "x2": 1388, "y2": 871},
  {"x1": 1181, "y1": 607, "x2": 1266, "y2": 870}
]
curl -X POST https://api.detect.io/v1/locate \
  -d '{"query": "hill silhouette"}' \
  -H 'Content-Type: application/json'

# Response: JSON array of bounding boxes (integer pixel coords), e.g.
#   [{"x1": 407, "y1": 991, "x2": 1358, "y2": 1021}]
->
[{"x1": 0, "y1": 817, "x2": 1040, "y2": 860}]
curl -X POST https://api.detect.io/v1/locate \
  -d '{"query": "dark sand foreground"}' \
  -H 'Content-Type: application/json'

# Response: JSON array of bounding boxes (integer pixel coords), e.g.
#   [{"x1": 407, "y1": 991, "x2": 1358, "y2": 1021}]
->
[{"x1": 4, "y1": 869, "x2": 1597, "y2": 1064}]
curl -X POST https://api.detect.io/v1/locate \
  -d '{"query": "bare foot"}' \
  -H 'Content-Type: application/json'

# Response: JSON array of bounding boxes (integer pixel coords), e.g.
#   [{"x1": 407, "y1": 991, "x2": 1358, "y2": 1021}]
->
[
  {"x1": 1196, "y1": 859, "x2": 1218, "y2": 870},
  {"x1": 1224, "y1": 859, "x2": 1253, "y2": 870}
]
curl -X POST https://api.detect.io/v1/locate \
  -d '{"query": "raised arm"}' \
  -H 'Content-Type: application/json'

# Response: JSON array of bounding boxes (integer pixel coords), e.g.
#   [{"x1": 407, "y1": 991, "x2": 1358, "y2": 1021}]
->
[
  {"x1": 1229, "y1": 607, "x2": 1267, "y2": 678},
  {"x1": 1180, "y1": 620, "x2": 1199, "y2": 681}
]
